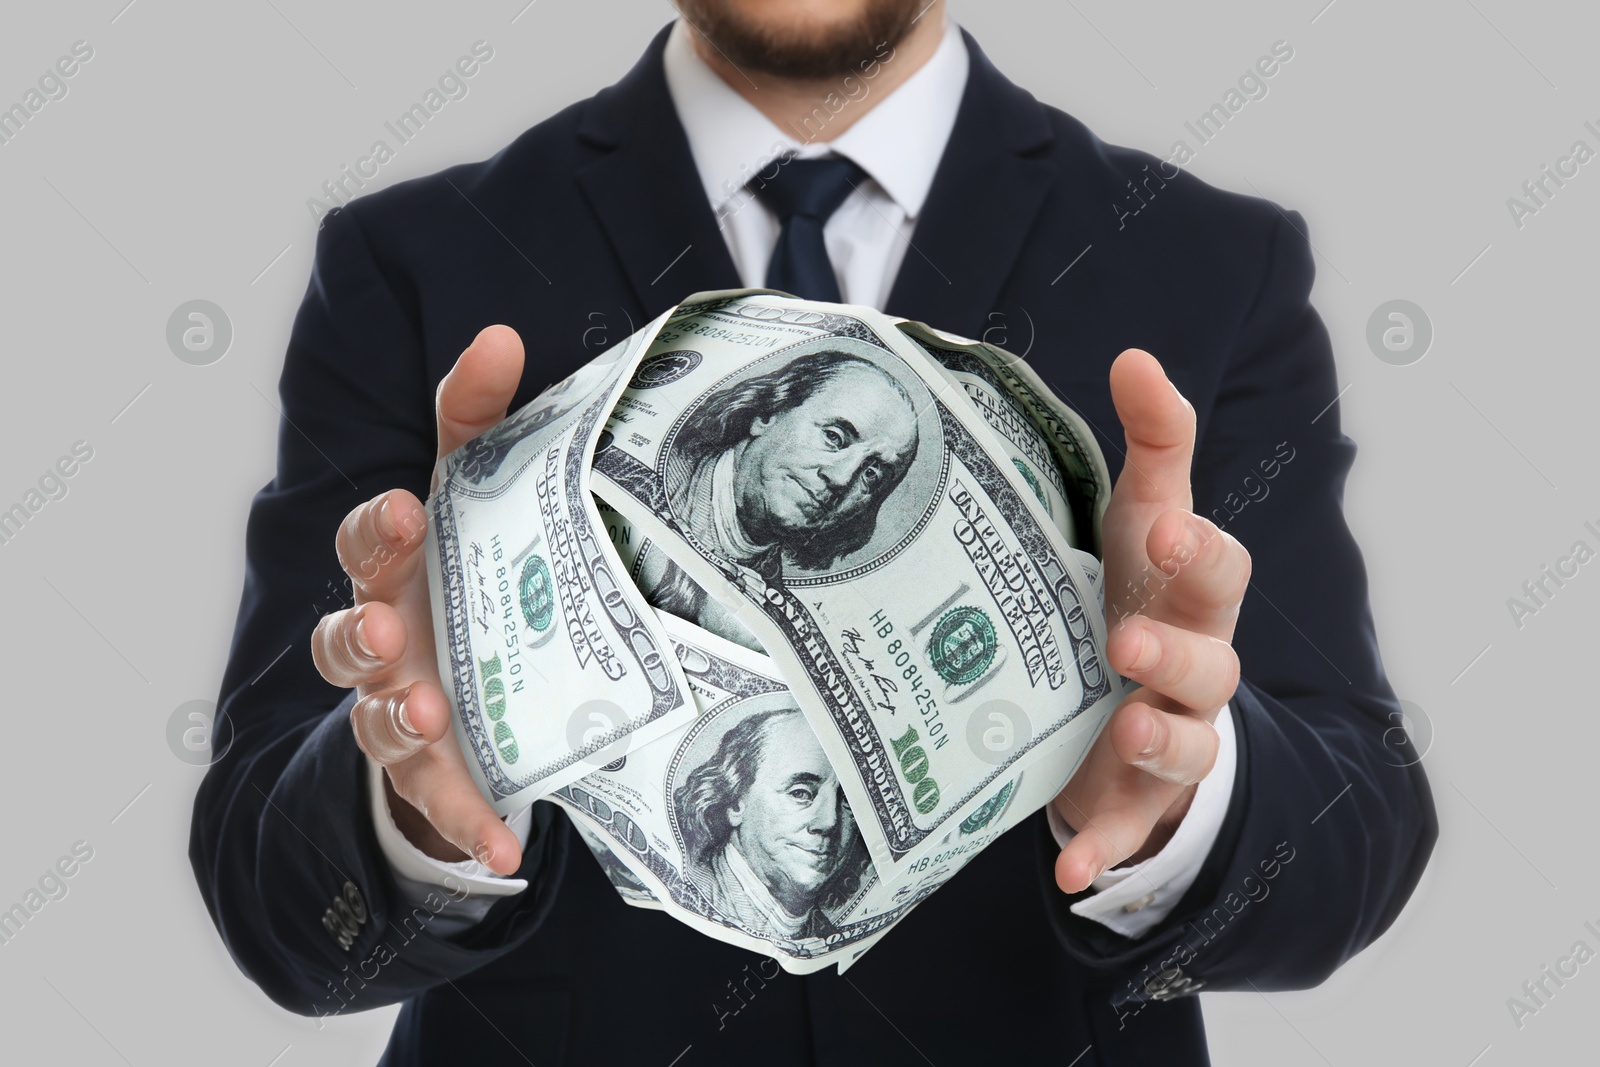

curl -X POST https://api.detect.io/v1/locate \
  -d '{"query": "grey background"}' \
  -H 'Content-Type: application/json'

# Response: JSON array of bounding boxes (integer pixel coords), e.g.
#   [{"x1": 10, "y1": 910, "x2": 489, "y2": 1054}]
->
[{"x1": 0, "y1": 1, "x2": 1591, "y2": 1064}]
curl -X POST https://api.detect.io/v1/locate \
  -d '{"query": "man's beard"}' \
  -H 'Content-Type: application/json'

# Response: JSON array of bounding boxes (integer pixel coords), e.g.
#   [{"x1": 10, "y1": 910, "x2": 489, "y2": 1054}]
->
[{"x1": 675, "y1": 0, "x2": 925, "y2": 80}]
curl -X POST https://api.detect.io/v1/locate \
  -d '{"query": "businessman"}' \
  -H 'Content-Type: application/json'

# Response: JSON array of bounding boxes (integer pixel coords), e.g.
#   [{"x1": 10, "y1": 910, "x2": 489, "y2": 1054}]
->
[{"x1": 191, "y1": 2, "x2": 1437, "y2": 1063}]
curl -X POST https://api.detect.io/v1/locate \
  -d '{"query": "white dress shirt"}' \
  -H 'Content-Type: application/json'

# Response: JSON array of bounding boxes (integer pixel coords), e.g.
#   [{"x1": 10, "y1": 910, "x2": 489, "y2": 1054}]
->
[
  {"x1": 373, "y1": 12, "x2": 1239, "y2": 941},
  {"x1": 668, "y1": 14, "x2": 967, "y2": 307}
]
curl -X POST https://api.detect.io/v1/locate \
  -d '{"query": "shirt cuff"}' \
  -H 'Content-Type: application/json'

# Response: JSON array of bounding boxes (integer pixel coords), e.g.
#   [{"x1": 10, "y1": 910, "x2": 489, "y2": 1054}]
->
[
  {"x1": 366, "y1": 757, "x2": 533, "y2": 937},
  {"x1": 1045, "y1": 700, "x2": 1237, "y2": 939}
]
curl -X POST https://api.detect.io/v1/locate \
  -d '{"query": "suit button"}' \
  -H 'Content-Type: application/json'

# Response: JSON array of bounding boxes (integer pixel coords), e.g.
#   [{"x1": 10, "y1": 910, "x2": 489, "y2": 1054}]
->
[
  {"x1": 342, "y1": 881, "x2": 368, "y2": 923},
  {"x1": 322, "y1": 881, "x2": 368, "y2": 951}
]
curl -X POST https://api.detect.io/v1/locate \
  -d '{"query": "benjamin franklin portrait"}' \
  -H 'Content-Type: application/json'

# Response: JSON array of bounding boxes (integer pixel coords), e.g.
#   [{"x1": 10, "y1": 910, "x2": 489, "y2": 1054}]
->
[
  {"x1": 673, "y1": 705, "x2": 870, "y2": 941},
  {"x1": 649, "y1": 348, "x2": 924, "y2": 630}
]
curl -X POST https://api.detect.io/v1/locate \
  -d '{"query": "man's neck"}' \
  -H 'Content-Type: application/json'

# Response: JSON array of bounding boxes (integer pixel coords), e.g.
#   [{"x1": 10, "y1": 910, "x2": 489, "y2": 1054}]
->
[{"x1": 683, "y1": 3, "x2": 948, "y2": 144}]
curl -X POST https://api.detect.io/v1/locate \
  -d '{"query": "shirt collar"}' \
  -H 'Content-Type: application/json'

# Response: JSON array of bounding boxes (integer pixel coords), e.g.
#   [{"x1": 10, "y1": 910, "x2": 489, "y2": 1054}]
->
[{"x1": 663, "y1": 15, "x2": 969, "y2": 220}]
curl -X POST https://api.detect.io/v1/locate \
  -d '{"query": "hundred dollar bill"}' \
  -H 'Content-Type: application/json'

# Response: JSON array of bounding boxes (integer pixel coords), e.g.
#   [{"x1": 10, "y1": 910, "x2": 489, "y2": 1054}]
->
[
  {"x1": 598, "y1": 496, "x2": 764, "y2": 654},
  {"x1": 588, "y1": 291, "x2": 1116, "y2": 881},
  {"x1": 893, "y1": 321, "x2": 1111, "y2": 557},
  {"x1": 552, "y1": 610, "x2": 1087, "y2": 974},
  {"x1": 894, "y1": 320, "x2": 1114, "y2": 634},
  {"x1": 603, "y1": 529, "x2": 1108, "y2": 687},
  {"x1": 601, "y1": 521, "x2": 1112, "y2": 702},
  {"x1": 598, "y1": 323, "x2": 1112, "y2": 646},
  {"x1": 426, "y1": 306, "x2": 698, "y2": 816}
]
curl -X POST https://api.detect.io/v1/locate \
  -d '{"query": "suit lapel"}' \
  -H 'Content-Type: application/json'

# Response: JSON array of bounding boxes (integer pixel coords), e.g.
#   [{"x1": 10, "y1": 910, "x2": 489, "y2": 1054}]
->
[
  {"x1": 885, "y1": 29, "x2": 1056, "y2": 339},
  {"x1": 575, "y1": 25, "x2": 741, "y2": 319}
]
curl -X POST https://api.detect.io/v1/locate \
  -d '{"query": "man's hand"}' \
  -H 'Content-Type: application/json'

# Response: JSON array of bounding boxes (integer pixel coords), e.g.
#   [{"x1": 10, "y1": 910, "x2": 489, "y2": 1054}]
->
[
  {"x1": 311, "y1": 326, "x2": 527, "y2": 876},
  {"x1": 1052, "y1": 349, "x2": 1252, "y2": 893}
]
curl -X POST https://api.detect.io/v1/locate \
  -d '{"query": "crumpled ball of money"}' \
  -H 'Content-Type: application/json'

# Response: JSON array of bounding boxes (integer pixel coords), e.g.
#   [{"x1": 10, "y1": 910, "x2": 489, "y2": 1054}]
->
[{"x1": 427, "y1": 289, "x2": 1118, "y2": 973}]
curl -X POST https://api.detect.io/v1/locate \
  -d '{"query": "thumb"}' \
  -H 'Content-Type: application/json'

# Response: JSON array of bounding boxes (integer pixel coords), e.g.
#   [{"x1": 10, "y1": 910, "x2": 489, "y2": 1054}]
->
[
  {"x1": 435, "y1": 325, "x2": 526, "y2": 472},
  {"x1": 1108, "y1": 348, "x2": 1195, "y2": 508}
]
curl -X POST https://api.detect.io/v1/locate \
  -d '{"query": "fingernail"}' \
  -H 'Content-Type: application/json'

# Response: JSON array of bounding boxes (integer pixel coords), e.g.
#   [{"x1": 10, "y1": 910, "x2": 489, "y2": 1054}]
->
[
  {"x1": 354, "y1": 615, "x2": 377, "y2": 660},
  {"x1": 1130, "y1": 629, "x2": 1159, "y2": 673},
  {"x1": 1139, "y1": 718, "x2": 1162, "y2": 757},
  {"x1": 376, "y1": 497, "x2": 398, "y2": 542},
  {"x1": 395, "y1": 688, "x2": 423, "y2": 739}
]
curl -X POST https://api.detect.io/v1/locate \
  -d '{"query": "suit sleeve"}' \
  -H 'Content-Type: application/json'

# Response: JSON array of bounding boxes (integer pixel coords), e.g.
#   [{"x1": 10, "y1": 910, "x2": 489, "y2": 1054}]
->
[
  {"x1": 187, "y1": 204, "x2": 569, "y2": 1016},
  {"x1": 1037, "y1": 208, "x2": 1438, "y2": 1012}
]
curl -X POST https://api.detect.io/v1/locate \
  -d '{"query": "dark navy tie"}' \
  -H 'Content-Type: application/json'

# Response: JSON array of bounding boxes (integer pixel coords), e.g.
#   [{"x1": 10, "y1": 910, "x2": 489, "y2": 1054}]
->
[{"x1": 750, "y1": 155, "x2": 868, "y2": 302}]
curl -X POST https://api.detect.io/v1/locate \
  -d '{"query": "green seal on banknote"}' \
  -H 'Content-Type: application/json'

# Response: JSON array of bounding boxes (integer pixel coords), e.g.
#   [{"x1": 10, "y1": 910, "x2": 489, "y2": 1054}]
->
[
  {"x1": 1011, "y1": 458, "x2": 1050, "y2": 515},
  {"x1": 926, "y1": 606, "x2": 997, "y2": 686},
  {"x1": 959, "y1": 779, "x2": 1015, "y2": 836},
  {"x1": 519, "y1": 555, "x2": 555, "y2": 633}
]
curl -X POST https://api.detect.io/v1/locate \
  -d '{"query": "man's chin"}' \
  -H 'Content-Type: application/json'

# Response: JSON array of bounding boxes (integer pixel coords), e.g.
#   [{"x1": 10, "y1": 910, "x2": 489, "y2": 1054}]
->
[
  {"x1": 678, "y1": 0, "x2": 922, "y2": 80},
  {"x1": 753, "y1": 507, "x2": 823, "y2": 547},
  {"x1": 772, "y1": 511, "x2": 825, "y2": 539},
  {"x1": 785, "y1": 872, "x2": 832, "y2": 896},
  {"x1": 764, "y1": 508, "x2": 851, "y2": 543},
  {"x1": 781, "y1": 851, "x2": 839, "y2": 884}
]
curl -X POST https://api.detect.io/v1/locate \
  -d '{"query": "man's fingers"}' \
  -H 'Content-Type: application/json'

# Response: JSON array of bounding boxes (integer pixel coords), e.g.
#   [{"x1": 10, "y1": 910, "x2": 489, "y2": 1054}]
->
[
  {"x1": 1142, "y1": 510, "x2": 1251, "y2": 633},
  {"x1": 349, "y1": 679, "x2": 451, "y2": 765},
  {"x1": 1053, "y1": 798, "x2": 1160, "y2": 893},
  {"x1": 435, "y1": 325, "x2": 526, "y2": 469},
  {"x1": 1051, "y1": 700, "x2": 1222, "y2": 893},
  {"x1": 335, "y1": 489, "x2": 429, "y2": 600},
  {"x1": 355, "y1": 683, "x2": 523, "y2": 874},
  {"x1": 1108, "y1": 349, "x2": 1195, "y2": 509},
  {"x1": 1108, "y1": 700, "x2": 1220, "y2": 788},
  {"x1": 312, "y1": 602, "x2": 407, "y2": 688},
  {"x1": 1108, "y1": 615, "x2": 1240, "y2": 715},
  {"x1": 388, "y1": 750, "x2": 524, "y2": 875}
]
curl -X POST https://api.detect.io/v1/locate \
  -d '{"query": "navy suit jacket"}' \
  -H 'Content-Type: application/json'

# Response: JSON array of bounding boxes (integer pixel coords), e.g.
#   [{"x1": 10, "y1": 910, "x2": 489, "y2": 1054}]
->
[{"x1": 190, "y1": 23, "x2": 1436, "y2": 1067}]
